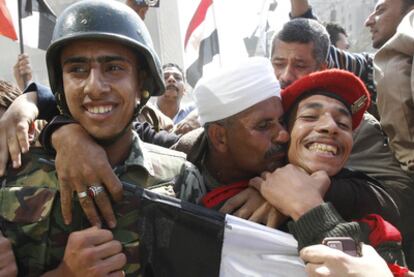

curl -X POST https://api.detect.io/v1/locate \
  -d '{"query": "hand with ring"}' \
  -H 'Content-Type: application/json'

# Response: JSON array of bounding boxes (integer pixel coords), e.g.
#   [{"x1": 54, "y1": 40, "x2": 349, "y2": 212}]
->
[
  {"x1": 53, "y1": 123, "x2": 123, "y2": 228},
  {"x1": 87, "y1": 185, "x2": 106, "y2": 199}
]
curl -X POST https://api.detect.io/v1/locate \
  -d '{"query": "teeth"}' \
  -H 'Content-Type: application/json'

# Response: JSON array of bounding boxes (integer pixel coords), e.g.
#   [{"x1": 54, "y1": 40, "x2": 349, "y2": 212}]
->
[
  {"x1": 308, "y1": 143, "x2": 337, "y2": 155},
  {"x1": 87, "y1": 105, "x2": 112, "y2": 114}
]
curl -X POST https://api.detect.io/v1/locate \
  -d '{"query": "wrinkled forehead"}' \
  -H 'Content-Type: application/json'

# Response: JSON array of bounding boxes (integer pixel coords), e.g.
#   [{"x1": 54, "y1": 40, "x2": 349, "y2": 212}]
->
[
  {"x1": 374, "y1": 0, "x2": 403, "y2": 11},
  {"x1": 163, "y1": 66, "x2": 183, "y2": 76},
  {"x1": 272, "y1": 39, "x2": 316, "y2": 59},
  {"x1": 234, "y1": 96, "x2": 284, "y2": 120}
]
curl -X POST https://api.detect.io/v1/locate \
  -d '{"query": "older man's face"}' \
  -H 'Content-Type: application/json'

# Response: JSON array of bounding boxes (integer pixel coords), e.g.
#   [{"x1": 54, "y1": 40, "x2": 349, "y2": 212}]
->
[
  {"x1": 271, "y1": 39, "x2": 323, "y2": 89},
  {"x1": 61, "y1": 39, "x2": 141, "y2": 140},
  {"x1": 365, "y1": 0, "x2": 405, "y2": 49},
  {"x1": 287, "y1": 94, "x2": 353, "y2": 176},
  {"x1": 224, "y1": 97, "x2": 289, "y2": 177}
]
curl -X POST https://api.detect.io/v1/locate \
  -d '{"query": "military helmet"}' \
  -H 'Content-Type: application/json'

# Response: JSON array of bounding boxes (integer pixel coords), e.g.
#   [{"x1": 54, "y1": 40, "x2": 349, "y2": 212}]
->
[{"x1": 46, "y1": 0, "x2": 164, "y2": 114}]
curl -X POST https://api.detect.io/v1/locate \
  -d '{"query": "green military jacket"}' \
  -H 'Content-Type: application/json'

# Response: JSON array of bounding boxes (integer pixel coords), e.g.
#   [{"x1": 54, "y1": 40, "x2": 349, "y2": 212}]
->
[{"x1": 0, "y1": 131, "x2": 206, "y2": 277}]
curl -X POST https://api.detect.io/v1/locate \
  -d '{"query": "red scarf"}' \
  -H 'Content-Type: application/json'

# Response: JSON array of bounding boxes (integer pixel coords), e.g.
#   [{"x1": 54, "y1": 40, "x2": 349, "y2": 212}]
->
[{"x1": 201, "y1": 180, "x2": 249, "y2": 208}]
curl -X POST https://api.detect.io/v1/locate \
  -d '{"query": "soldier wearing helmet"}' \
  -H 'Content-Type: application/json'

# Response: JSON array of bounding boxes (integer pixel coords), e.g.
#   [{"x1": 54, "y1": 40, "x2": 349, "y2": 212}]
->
[{"x1": 0, "y1": 1, "x2": 204, "y2": 276}]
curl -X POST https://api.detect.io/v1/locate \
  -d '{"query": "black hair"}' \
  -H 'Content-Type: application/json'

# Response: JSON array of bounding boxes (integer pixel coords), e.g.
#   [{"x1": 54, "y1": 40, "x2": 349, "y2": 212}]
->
[
  {"x1": 325, "y1": 22, "x2": 347, "y2": 46},
  {"x1": 162, "y1": 63, "x2": 185, "y2": 82},
  {"x1": 402, "y1": 0, "x2": 414, "y2": 13},
  {"x1": 162, "y1": 63, "x2": 185, "y2": 81},
  {"x1": 272, "y1": 18, "x2": 330, "y2": 65}
]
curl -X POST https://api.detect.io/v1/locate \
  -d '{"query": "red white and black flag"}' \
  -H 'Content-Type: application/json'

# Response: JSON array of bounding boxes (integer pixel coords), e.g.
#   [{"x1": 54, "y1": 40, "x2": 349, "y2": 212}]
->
[
  {"x1": 184, "y1": 0, "x2": 220, "y2": 87},
  {"x1": 0, "y1": 0, "x2": 55, "y2": 50},
  {"x1": 123, "y1": 182, "x2": 306, "y2": 276},
  {"x1": 0, "y1": 0, "x2": 17, "y2": 40}
]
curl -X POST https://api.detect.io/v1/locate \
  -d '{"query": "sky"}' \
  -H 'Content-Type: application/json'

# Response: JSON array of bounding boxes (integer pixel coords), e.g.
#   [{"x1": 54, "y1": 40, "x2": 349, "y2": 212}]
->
[
  {"x1": 176, "y1": 0, "x2": 290, "y2": 71},
  {"x1": 0, "y1": 0, "x2": 292, "y2": 85},
  {"x1": 177, "y1": 0, "x2": 290, "y2": 36}
]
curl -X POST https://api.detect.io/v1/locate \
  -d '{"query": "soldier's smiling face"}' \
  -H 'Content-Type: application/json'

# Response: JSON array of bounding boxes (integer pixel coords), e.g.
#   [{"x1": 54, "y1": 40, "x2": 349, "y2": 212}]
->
[
  {"x1": 287, "y1": 94, "x2": 353, "y2": 176},
  {"x1": 61, "y1": 39, "x2": 141, "y2": 140}
]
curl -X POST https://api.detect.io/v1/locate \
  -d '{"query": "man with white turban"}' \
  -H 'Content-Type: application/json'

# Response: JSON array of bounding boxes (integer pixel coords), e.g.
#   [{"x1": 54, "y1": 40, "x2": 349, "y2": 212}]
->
[
  {"x1": 174, "y1": 58, "x2": 398, "y2": 234},
  {"x1": 182, "y1": 57, "x2": 289, "y2": 218}
]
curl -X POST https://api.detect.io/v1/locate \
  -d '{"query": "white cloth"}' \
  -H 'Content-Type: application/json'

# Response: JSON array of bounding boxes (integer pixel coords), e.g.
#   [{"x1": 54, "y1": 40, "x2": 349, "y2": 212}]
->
[
  {"x1": 220, "y1": 215, "x2": 306, "y2": 277},
  {"x1": 194, "y1": 57, "x2": 281, "y2": 125}
]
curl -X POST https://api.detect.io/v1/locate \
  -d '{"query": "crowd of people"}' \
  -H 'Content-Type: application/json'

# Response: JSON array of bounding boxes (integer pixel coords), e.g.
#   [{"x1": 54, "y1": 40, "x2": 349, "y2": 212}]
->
[{"x1": 0, "y1": 0, "x2": 413, "y2": 276}]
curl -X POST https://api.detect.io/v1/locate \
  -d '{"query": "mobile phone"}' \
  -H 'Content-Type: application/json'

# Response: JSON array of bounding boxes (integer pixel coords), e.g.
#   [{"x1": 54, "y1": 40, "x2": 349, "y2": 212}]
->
[{"x1": 322, "y1": 237, "x2": 360, "y2": 257}]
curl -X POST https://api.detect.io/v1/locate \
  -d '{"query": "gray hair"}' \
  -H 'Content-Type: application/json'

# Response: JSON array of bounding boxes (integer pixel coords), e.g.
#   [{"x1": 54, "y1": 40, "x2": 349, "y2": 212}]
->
[{"x1": 272, "y1": 18, "x2": 330, "y2": 65}]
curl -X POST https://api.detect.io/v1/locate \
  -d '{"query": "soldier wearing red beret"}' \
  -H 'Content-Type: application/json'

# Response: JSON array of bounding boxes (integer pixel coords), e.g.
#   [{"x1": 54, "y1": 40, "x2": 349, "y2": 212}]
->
[{"x1": 250, "y1": 69, "x2": 407, "y2": 275}]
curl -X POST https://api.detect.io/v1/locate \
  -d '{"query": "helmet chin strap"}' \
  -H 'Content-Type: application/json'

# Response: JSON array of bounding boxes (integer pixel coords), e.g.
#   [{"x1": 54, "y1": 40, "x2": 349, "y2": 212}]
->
[{"x1": 95, "y1": 124, "x2": 131, "y2": 147}]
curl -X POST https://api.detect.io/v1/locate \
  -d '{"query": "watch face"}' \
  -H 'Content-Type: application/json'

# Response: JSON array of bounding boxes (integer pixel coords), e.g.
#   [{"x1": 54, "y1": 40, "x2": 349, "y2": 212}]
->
[
  {"x1": 145, "y1": 0, "x2": 160, "y2": 6},
  {"x1": 134, "y1": 0, "x2": 160, "y2": 7}
]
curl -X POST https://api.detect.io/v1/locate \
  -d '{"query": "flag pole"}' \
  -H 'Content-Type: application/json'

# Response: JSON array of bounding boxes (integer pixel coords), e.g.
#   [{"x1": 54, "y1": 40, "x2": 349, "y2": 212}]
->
[
  {"x1": 17, "y1": 0, "x2": 28, "y2": 87},
  {"x1": 17, "y1": 0, "x2": 24, "y2": 54},
  {"x1": 210, "y1": 0, "x2": 222, "y2": 67}
]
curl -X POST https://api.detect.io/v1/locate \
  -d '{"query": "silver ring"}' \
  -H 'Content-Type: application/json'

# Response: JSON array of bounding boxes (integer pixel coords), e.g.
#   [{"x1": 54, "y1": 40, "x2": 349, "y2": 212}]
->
[
  {"x1": 77, "y1": 191, "x2": 88, "y2": 199},
  {"x1": 87, "y1": 185, "x2": 105, "y2": 199}
]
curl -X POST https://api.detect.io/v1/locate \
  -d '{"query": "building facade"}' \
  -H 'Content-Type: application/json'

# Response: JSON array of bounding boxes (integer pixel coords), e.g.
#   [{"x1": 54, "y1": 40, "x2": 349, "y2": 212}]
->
[{"x1": 310, "y1": 0, "x2": 376, "y2": 52}]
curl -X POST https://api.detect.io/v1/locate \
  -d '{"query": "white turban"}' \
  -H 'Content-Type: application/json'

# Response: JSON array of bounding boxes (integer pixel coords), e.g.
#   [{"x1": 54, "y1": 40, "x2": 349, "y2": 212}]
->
[{"x1": 194, "y1": 57, "x2": 281, "y2": 125}]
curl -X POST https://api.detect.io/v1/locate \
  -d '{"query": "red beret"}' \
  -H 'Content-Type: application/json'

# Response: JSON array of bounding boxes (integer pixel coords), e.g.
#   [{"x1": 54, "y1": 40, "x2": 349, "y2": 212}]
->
[{"x1": 281, "y1": 69, "x2": 371, "y2": 130}]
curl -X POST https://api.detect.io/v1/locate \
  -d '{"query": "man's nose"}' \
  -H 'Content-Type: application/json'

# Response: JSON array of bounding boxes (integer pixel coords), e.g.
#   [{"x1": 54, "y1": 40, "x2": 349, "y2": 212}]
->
[
  {"x1": 317, "y1": 115, "x2": 339, "y2": 134},
  {"x1": 279, "y1": 66, "x2": 295, "y2": 88},
  {"x1": 273, "y1": 124, "x2": 290, "y2": 144},
  {"x1": 84, "y1": 69, "x2": 110, "y2": 97},
  {"x1": 165, "y1": 74, "x2": 176, "y2": 84},
  {"x1": 364, "y1": 12, "x2": 375, "y2": 27}
]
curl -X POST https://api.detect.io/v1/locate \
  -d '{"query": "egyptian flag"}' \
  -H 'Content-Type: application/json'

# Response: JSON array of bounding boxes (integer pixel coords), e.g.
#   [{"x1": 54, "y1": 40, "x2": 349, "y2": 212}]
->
[
  {"x1": 3, "y1": 0, "x2": 55, "y2": 50},
  {"x1": 184, "y1": 0, "x2": 220, "y2": 87},
  {"x1": 0, "y1": 0, "x2": 17, "y2": 40},
  {"x1": 123, "y1": 182, "x2": 306, "y2": 276},
  {"x1": 243, "y1": 0, "x2": 278, "y2": 57}
]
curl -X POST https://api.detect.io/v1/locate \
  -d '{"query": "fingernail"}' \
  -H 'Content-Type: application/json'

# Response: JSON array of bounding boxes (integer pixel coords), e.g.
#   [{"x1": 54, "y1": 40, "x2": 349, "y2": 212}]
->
[
  {"x1": 109, "y1": 220, "x2": 117, "y2": 229},
  {"x1": 13, "y1": 161, "x2": 19, "y2": 168},
  {"x1": 64, "y1": 217, "x2": 72, "y2": 225}
]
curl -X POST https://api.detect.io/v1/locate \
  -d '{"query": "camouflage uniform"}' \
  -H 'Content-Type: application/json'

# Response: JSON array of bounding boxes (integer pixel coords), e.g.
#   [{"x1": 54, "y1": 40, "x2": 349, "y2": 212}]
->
[{"x1": 0, "y1": 131, "x2": 206, "y2": 277}]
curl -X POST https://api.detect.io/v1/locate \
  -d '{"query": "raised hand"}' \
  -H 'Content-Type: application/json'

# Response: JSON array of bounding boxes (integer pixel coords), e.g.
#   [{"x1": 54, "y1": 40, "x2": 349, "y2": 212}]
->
[{"x1": 0, "y1": 91, "x2": 38, "y2": 176}]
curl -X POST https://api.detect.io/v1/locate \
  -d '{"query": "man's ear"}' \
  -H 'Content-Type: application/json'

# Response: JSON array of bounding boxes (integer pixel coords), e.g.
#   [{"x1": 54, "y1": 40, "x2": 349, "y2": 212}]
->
[
  {"x1": 139, "y1": 70, "x2": 148, "y2": 89},
  {"x1": 207, "y1": 123, "x2": 228, "y2": 153},
  {"x1": 136, "y1": 70, "x2": 148, "y2": 101}
]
